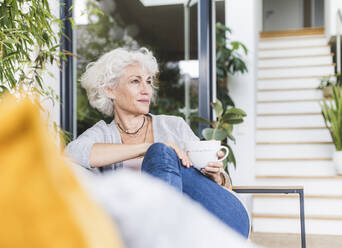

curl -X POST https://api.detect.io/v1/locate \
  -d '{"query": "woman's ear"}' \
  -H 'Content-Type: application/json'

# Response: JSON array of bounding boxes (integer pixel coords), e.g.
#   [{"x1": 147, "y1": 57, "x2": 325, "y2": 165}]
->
[{"x1": 104, "y1": 86, "x2": 116, "y2": 100}]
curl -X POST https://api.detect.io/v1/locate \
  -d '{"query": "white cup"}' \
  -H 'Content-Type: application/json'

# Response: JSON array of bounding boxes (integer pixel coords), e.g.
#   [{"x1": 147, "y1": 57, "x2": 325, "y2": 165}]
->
[{"x1": 184, "y1": 140, "x2": 229, "y2": 170}]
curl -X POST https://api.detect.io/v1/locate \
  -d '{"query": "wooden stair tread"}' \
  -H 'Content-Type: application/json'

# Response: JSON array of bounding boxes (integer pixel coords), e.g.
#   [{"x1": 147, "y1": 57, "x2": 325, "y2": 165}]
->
[
  {"x1": 260, "y1": 27, "x2": 324, "y2": 38},
  {"x1": 256, "y1": 141, "x2": 332, "y2": 145},
  {"x1": 259, "y1": 63, "x2": 335, "y2": 70},
  {"x1": 252, "y1": 214, "x2": 342, "y2": 221},
  {"x1": 259, "y1": 53, "x2": 334, "y2": 60},
  {"x1": 260, "y1": 34, "x2": 326, "y2": 41},
  {"x1": 258, "y1": 88, "x2": 318, "y2": 92},
  {"x1": 259, "y1": 45, "x2": 330, "y2": 51},
  {"x1": 232, "y1": 185, "x2": 303, "y2": 190},
  {"x1": 257, "y1": 99, "x2": 324, "y2": 103},
  {"x1": 257, "y1": 112, "x2": 322, "y2": 117},
  {"x1": 256, "y1": 175, "x2": 342, "y2": 179},
  {"x1": 259, "y1": 75, "x2": 333, "y2": 80},
  {"x1": 252, "y1": 194, "x2": 342, "y2": 199},
  {"x1": 257, "y1": 127, "x2": 326, "y2": 130},
  {"x1": 256, "y1": 158, "x2": 332, "y2": 161}
]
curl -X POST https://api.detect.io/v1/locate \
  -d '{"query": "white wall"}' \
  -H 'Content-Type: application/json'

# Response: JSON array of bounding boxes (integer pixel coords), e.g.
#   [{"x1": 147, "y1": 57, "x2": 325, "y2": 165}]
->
[
  {"x1": 225, "y1": 0, "x2": 261, "y2": 188},
  {"x1": 41, "y1": 0, "x2": 60, "y2": 125},
  {"x1": 325, "y1": 0, "x2": 342, "y2": 37}
]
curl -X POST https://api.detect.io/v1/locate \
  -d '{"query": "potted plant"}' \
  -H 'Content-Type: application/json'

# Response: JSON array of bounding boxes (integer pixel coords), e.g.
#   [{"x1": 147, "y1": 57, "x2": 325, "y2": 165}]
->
[
  {"x1": 318, "y1": 74, "x2": 342, "y2": 98},
  {"x1": 192, "y1": 99, "x2": 246, "y2": 181},
  {"x1": 216, "y1": 22, "x2": 248, "y2": 110},
  {"x1": 321, "y1": 86, "x2": 342, "y2": 174}
]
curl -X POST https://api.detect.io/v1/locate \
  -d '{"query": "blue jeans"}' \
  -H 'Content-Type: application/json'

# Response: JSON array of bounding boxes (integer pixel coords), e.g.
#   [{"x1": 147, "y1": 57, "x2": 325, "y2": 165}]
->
[{"x1": 141, "y1": 143, "x2": 250, "y2": 238}]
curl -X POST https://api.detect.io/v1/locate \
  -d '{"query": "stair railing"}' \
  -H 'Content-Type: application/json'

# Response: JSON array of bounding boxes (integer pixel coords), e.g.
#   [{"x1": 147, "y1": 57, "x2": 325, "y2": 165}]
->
[{"x1": 337, "y1": 9, "x2": 342, "y2": 74}]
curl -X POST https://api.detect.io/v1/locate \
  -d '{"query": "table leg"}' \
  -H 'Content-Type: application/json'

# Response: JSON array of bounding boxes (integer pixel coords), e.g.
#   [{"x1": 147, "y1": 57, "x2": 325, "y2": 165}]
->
[{"x1": 299, "y1": 189, "x2": 306, "y2": 248}]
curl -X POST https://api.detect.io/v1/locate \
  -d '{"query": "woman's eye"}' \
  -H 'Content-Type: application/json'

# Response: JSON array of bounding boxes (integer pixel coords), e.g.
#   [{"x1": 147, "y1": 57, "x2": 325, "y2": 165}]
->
[
  {"x1": 131, "y1": 79, "x2": 139, "y2": 84},
  {"x1": 147, "y1": 81, "x2": 152, "y2": 85}
]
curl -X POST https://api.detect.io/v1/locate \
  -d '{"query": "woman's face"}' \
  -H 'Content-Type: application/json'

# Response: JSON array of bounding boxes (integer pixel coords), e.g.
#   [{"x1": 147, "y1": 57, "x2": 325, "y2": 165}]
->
[{"x1": 109, "y1": 63, "x2": 154, "y2": 115}]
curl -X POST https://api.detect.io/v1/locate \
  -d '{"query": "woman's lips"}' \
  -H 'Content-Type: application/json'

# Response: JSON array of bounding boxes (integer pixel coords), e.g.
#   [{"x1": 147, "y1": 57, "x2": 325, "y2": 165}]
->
[{"x1": 137, "y1": 100, "x2": 150, "y2": 104}]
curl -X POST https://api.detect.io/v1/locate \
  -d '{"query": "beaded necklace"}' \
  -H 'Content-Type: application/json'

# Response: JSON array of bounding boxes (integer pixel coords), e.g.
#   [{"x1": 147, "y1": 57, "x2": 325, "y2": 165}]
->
[{"x1": 116, "y1": 116, "x2": 145, "y2": 136}]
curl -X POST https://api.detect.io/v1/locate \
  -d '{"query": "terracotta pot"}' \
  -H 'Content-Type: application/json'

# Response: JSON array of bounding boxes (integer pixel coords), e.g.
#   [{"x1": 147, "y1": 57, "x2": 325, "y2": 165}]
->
[{"x1": 333, "y1": 151, "x2": 342, "y2": 175}]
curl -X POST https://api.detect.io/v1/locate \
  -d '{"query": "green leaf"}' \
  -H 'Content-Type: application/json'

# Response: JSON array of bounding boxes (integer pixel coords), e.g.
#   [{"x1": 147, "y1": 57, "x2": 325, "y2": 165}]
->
[
  {"x1": 3, "y1": 38, "x2": 19, "y2": 44},
  {"x1": 190, "y1": 116, "x2": 212, "y2": 126},
  {"x1": 221, "y1": 124, "x2": 236, "y2": 142},
  {"x1": 35, "y1": 75, "x2": 43, "y2": 89},
  {"x1": 69, "y1": 17, "x2": 74, "y2": 29},
  {"x1": 226, "y1": 133, "x2": 236, "y2": 143},
  {"x1": 202, "y1": 128, "x2": 215, "y2": 140},
  {"x1": 68, "y1": 4, "x2": 74, "y2": 11},
  {"x1": 226, "y1": 145, "x2": 236, "y2": 169},
  {"x1": 91, "y1": 8, "x2": 104, "y2": 16},
  {"x1": 222, "y1": 158, "x2": 228, "y2": 171},
  {"x1": 225, "y1": 118, "x2": 244, "y2": 124},
  {"x1": 0, "y1": 85, "x2": 8, "y2": 95},
  {"x1": 221, "y1": 108, "x2": 246, "y2": 125},
  {"x1": 212, "y1": 129, "x2": 228, "y2": 140},
  {"x1": 320, "y1": 86, "x2": 342, "y2": 150},
  {"x1": 240, "y1": 43, "x2": 248, "y2": 54},
  {"x1": 202, "y1": 128, "x2": 227, "y2": 141},
  {"x1": 224, "y1": 107, "x2": 247, "y2": 117},
  {"x1": 221, "y1": 123, "x2": 233, "y2": 134},
  {"x1": 231, "y1": 41, "x2": 240, "y2": 50},
  {"x1": 211, "y1": 99, "x2": 223, "y2": 117}
]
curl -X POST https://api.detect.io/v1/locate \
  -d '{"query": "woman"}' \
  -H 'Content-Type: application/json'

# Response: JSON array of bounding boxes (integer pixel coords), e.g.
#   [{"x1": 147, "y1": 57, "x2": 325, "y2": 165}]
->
[{"x1": 66, "y1": 47, "x2": 250, "y2": 237}]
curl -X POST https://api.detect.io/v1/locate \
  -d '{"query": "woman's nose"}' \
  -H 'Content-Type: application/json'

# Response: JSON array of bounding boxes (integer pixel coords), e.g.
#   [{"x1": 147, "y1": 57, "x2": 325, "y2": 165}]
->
[
  {"x1": 140, "y1": 81, "x2": 151, "y2": 91},
  {"x1": 140, "y1": 81, "x2": 151, "y2": 89}
]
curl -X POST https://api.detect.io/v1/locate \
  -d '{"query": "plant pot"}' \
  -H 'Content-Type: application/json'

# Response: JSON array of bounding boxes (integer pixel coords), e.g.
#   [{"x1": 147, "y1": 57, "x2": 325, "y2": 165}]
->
[
  {"x1": 323, "y1": 86, "x2": 333, "y2": 98},
  {"x1": 333, "y1": 151, "x2": 342, "y2": 174}
]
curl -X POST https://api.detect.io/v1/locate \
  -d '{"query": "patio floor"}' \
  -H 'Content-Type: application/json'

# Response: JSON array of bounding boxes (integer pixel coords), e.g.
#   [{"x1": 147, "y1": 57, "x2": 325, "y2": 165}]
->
[{"x1": 250, "y1": 232, "x2": 342, "y2": 248}]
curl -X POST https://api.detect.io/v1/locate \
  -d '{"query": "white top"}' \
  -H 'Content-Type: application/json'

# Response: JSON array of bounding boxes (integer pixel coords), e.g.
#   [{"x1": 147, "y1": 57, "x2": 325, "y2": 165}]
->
[
  {"x1": 65, "y1": 114, "x2": 199, "y2": 174},
  {"x1": 123, "y1": 157, "x2": 144, "y2": 171}
]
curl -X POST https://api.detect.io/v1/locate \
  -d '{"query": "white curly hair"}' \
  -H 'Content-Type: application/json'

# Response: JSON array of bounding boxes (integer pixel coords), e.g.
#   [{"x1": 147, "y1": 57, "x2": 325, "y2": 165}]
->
[{"x1": 80, "y1": 47, "x2": 159, "y2": 116}]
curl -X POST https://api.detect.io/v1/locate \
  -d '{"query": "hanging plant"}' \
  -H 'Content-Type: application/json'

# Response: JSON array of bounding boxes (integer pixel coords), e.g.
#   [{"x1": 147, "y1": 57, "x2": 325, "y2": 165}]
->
[
  {"x1": 0, "y1": 0, "x2": 74, "y2": 144},
  {"x1": 0, "y1": 0, "x2": 66, "y2": 102}
]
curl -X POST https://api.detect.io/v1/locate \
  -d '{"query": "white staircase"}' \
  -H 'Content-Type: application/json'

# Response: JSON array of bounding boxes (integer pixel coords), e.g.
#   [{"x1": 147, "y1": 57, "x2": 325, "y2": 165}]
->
[{"x1": 254, "y1": 33, "x2": 342, "y2": 235}]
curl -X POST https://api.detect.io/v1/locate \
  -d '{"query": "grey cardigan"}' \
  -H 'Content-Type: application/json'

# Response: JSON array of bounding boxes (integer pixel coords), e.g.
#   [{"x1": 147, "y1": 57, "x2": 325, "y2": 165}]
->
[{"x1": 66, "y1": 114, "x2": 199, "y2": 173}]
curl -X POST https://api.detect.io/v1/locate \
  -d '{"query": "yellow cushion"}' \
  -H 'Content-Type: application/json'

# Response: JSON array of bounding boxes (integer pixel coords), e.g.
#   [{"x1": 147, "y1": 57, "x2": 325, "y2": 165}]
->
[{"x1": 0, "y1": 94, "x2": 124, "y2": 248}]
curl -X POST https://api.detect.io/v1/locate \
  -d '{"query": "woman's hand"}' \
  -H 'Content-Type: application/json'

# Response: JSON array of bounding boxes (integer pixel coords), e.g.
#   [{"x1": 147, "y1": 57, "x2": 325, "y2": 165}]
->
[
  {"x1": 163, "y1": 142, "x2": 192, "y2": 168},
  {"x1": 201, "y1": 150, "x2": 225, "y2": 185}
]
